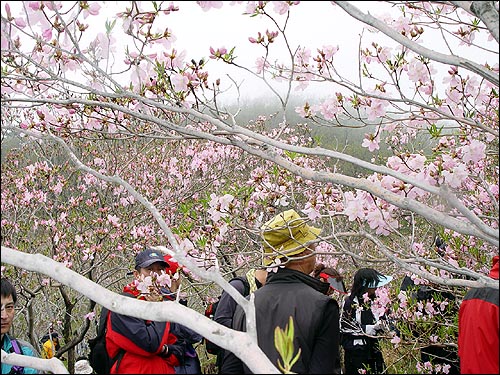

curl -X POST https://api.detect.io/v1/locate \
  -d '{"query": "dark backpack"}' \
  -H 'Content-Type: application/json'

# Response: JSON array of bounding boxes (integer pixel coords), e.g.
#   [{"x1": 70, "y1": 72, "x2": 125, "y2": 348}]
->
[
  {"x1": 88, "y1": 307, "x2": 125, "y2": 374},
  {"x1": 203, "y1": 276, "x2": 250, "y2": 355}
]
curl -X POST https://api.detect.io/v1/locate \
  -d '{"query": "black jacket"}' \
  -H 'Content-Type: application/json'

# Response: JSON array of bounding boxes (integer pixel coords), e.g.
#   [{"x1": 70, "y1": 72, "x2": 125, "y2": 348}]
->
[{"x1": 221, "y1": 268, "x2": 341, "y2": 374}]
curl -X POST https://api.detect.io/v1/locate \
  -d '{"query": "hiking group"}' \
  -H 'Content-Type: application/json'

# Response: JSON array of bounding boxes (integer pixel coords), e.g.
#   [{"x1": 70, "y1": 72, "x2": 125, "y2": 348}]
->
[{"x1": 2, "y1": 209, "x2": 499, "y2": 374}]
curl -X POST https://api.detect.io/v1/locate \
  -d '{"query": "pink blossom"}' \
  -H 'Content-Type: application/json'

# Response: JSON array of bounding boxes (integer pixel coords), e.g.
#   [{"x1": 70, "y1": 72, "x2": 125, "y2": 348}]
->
[
  {"x1": 407, "y1": 154, "x2": 426, "y2": 171},
  {"x1": 255, "y1": 57, "x2": 269, "y2": 74},
  {"x1": 209, "y1": 46, "x2": 227, "y2": 59},
  {"x1": 445, "y1": 86, "x2": 462, "y2": 103},
  {"x1": 461, "y1": 139, "x2": 486, "y2": 164},
  {"x1": 14, "y1": 17, "x2": 27, "y2": 28},
  {"x1": 303, "y1": 206, "x2": 321, "y2": 220},
  {"x1": 391, "y1": 16, "x2": 412, "y2": 34},
  {"x1": 266, "y1": 258, "x2": 285, "y2": 273},
  {"x1": 365, "y1": 99, "x2": 386, "y2": 121},
  {"x1": 51, "y1": 181, "x2": 63, "y2": 195},
  {"x1": 163, "y1": 49, "x2": 185, "y2": 70},
  {"x1": 390, "y1": 335, "x2": 401, "y2": 345},
  {"x1": 296, "y1": 47, "x2": 311, "y2": 66},
  {"x1": 84, "y1": 312, "x2": 96, "y2": 321},
  {"x1": 171, "y1": 73, "x2": 189, "y2": 92},
  {"x1": 22, "y1": 191, "x2": 34, "y2": 204},
  {"x1": 442, "y1": 163, "x2": 468, "y2": 188},
  {"x1": 219, "y1": 194, "x2": 235, "y2": 212},
  {"x1": 244, "y1": 2, "x2": 258, "y2": 14},
  {"x1": 273, "y1": 1, "x2": 290, "y2": 15},
  {"x1": 407, "y1": 59, "x2": 429, "y2": 82},
  {"x1": 82, "y1": 2, "x2": 101, "y2": 18},
  {"x1": 378, "y1": 46, "x2": 392, "y2": 62},
  {"x1": 197, "y1": 1, "x2": 224, "y2": 11},
  {"x1": 321, "y1": 45, "x2": 339, "y2": 60},
  {"x1": 314, "y1": 97, "x2": 341, "y2": 120},
  {"x1": 107, "y1": 214, "x2": 120, "y2": 227},
  {"x1": 361, "y1": 133, "x2": 380, "y2": 152},
  {"x1": 344, "y1": 192, "x2": 365, "y2": 221},
  {"x1": 295, "y1": 104, "x2": 311, "y2": 118}
]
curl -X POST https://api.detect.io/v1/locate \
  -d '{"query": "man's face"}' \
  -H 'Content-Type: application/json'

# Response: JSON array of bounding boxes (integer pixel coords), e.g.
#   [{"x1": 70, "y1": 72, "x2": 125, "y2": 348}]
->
[
  {"x1": 302, "y1": 245, "x2": 317, "y2": 275},
  {"x1": 1, "y1": 295, "x2": 15, "y2": 336},
  {"x1": 135, "y1": 262, "x2": 166, "y2": 278}
]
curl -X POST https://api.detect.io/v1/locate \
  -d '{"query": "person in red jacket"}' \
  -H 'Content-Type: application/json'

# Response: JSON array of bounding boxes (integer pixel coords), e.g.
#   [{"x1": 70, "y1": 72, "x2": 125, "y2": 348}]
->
[
  {"x1": 105, "y1": 248, "x2": 180, "y2": 374},
  {"x1": 458, "y1": 255, "x2": 499, "y2": 374}
]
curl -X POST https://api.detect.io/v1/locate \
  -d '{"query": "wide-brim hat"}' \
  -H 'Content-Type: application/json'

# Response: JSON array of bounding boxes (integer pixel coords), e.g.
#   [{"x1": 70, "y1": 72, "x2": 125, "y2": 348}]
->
[
  {"x1": 320, "y1": 272, "x2": 348, "y2": 294},
  {"x1": 75, "y1": 359, "x2": 93, "y2": 374},
  {"x1": 364, "y1": 274, "x2": 393, "y2": 288},
  {"x1": 261, "y1": 209, "x2": 321, "y2": 266}
]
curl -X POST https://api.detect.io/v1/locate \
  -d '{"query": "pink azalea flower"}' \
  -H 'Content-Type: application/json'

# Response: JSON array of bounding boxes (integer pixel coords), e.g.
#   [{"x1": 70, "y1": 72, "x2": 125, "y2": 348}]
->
[
  {"x1": 461, "y1": 139, "x2": 486, "y2": 164},
  {"x1": 84, "y1": 312, "x2": 96, "y2": 321},
  {"x1": 361, "y1": 133, "x2": 380, "y2": 152},
  {"x1": 171, "y1": 73, "x2": 189, "y2": 92},
  {"x1": 82, "y1": 2, "x2": 101, "y2": 18},
  {"x1": 273, "y1": 1, "x2": 290, "y2": 15},
  {"x1": 197, "y1": 1, "x2": 223, "y2": 11}
]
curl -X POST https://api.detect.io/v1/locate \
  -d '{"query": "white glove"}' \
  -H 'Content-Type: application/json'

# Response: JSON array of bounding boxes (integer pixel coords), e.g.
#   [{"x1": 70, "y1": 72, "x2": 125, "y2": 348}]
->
[{"x1": 366, "y1": 321, "x2": 383, "y2": 335}]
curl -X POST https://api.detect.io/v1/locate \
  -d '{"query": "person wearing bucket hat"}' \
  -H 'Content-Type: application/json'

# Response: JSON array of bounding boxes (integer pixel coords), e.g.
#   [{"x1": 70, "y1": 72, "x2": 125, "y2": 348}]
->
[
  {"x1": 340, "y1": 268, "x2": 393, "y2": 374},
  {"x1": 221, "y1": 209, "x2": 341, "y2": 374},
  {"x1": 261, "y1": 209, "x2": 322, "y2": 267}
]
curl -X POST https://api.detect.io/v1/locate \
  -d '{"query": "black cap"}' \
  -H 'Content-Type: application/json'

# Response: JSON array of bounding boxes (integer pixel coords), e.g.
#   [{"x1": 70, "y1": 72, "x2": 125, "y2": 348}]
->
[{"x1": 135, "y1": 248, "x2": 168, "y2": 270}]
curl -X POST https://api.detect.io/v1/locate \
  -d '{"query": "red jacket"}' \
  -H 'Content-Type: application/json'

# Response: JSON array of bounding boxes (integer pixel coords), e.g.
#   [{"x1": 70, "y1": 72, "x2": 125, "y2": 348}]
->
[
  {"x1": 458, "y1": 256, "x2": 499, "y2": 374},
  {"x1": 105, "y1": 283, "x2": 179, "y2": 374}
]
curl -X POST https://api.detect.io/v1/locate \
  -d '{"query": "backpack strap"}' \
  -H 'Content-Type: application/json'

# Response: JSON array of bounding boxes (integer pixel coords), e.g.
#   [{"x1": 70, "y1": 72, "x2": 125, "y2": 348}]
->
[
  {"x1": 98, "y1": 307, "x2": 109, "y2": 338},
  {"x1": 8, "y1": 338, "x2": 25, "y2": 374},
  {"x1": 103, "y1": 307, "x2": 126, "y2": 372},
  {"x1": 10, "y1": 339, "x2": 22, "y2": 354},
  {"x1": 245, "y1": 269, "x2": 258, "y2": 294}
]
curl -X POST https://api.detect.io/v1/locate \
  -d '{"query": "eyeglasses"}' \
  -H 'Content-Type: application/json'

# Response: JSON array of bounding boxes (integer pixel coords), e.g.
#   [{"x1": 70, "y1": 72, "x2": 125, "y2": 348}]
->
[{"x1": 1, "y1": 303, "x2": 15, "y2": 313}]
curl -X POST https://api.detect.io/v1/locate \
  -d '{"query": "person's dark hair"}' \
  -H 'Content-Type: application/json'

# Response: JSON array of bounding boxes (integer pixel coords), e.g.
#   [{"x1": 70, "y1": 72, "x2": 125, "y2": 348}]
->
[
  {"x1": 313, "y1": 263, "x2": 342, "y2": 280},
  {"x1": 1, "y1": 277, "x2": 17, "y2": 304},
  {"x1": 350, "y1": 268, "x2": 385, "y2": 298}
]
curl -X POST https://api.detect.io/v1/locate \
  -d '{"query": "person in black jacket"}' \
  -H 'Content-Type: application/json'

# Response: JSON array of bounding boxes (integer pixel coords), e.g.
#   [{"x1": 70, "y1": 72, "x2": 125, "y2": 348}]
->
[
  {"x1": 212, "y1": 268, "x2": 268, "y2": 371},
  {"x1": 221, "y1": 209, "x2": 341, "y2": 374},
  {"x1": 341, "y1": 268, "x2": 393, "y2": 374}
]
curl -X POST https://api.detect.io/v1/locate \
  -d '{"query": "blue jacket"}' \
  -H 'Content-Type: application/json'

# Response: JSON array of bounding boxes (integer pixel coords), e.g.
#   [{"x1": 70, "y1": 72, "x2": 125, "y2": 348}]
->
[{"x1": 1, "y1": 334, "x2": 39, "y2": 374}]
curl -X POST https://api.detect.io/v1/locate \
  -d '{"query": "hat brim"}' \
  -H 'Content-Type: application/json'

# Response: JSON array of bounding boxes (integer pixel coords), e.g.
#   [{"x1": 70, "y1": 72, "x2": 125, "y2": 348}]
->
[
  {"x1": 366, "y1": 275, "x2": 393, "y2": 288},
  {"x1": 263, "y1": 225, "x2": 321, "y2": 266},
  {"x1": 327, "y1": 277, "x2": 348, "y2": 294},
  {"x1": 137, "y1": 259, "x2": 168, "y2": 269}
]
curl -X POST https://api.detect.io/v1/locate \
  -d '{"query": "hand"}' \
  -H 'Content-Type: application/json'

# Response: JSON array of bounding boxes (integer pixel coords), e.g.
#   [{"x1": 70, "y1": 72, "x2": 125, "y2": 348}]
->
[
  {"x1": 374, "y1": 320, "x2": 389, "y2": 334},
  {"x1": 169, "y1": 274, "x2": 182, "y2": 293},
  {"x1": 366, "y1": 321, "x2": 384, "y2": 335},
  {"x1": 143, "y1": 292, "x2": 163, "y2": 302}
]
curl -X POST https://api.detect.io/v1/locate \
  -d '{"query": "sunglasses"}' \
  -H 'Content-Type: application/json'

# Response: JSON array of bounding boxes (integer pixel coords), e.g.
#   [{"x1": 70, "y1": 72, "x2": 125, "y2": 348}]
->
[{"x1": 320, "y1": 272, "x2": 347, "y2": 294}]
